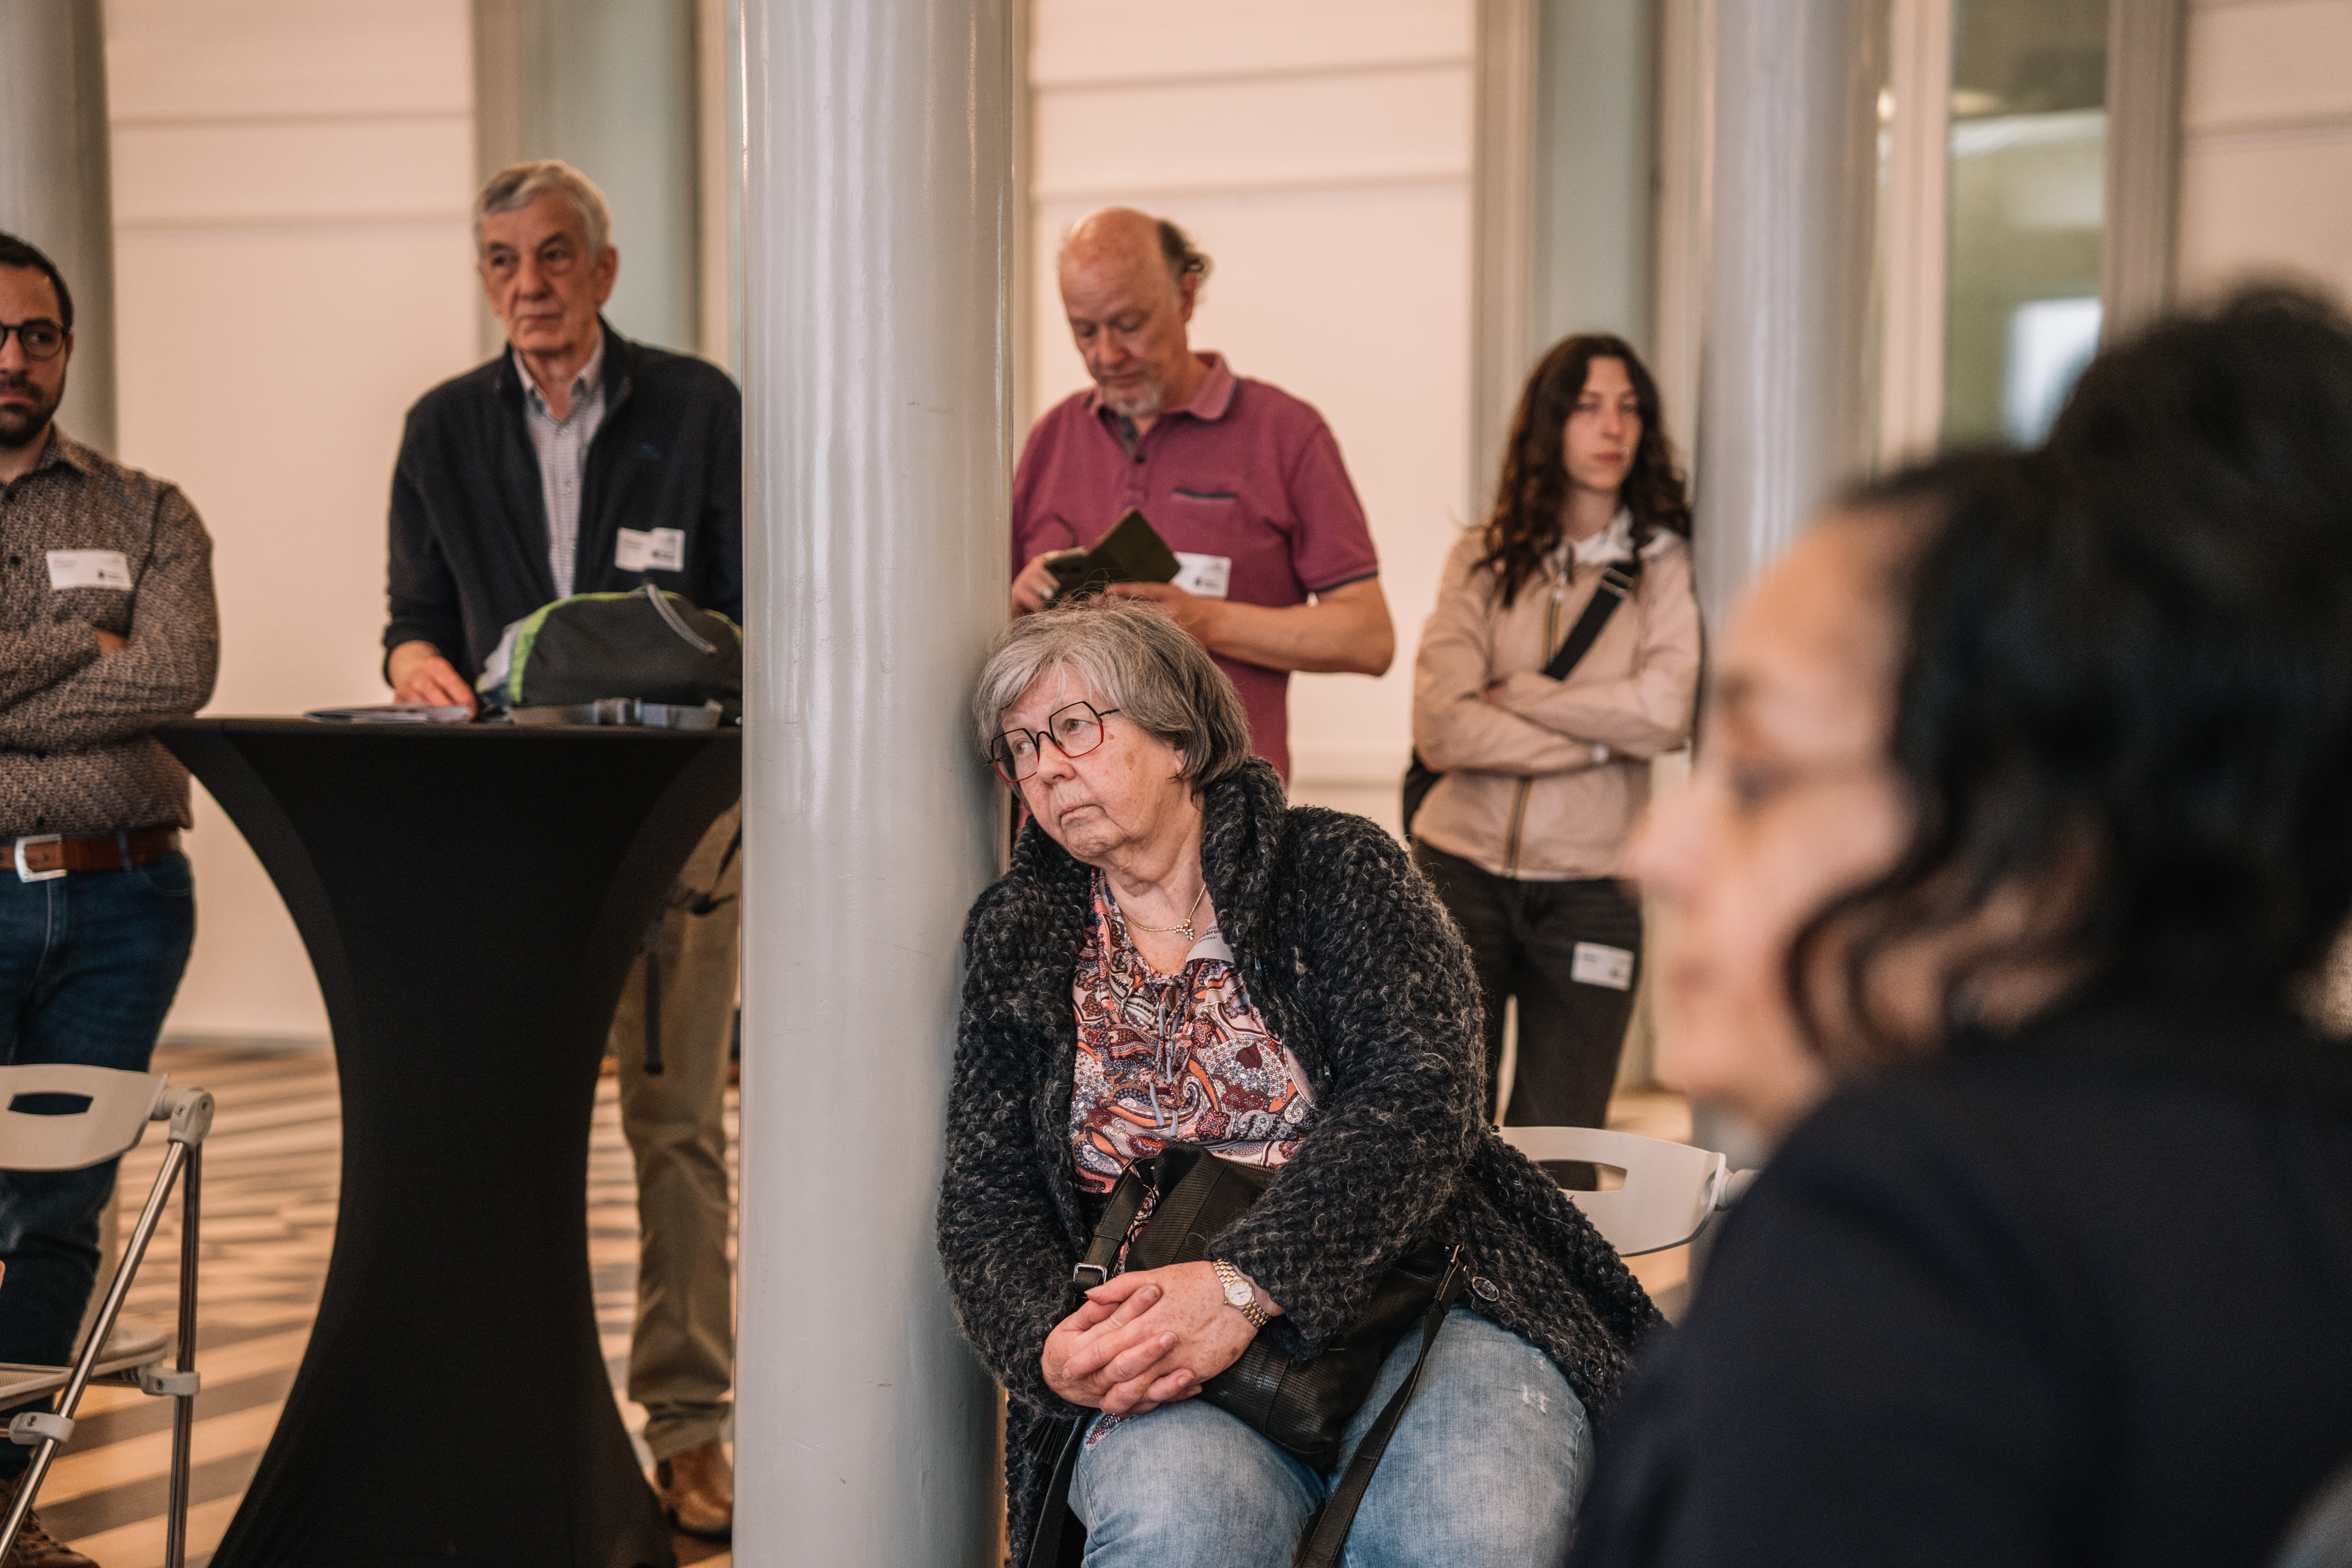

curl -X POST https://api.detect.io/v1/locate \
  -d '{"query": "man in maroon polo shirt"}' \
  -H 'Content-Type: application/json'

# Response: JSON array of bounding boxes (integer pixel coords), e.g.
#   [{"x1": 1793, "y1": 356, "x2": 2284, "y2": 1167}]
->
[{"x1": 1011, "y1": 207, "x2": 1394, "y2": 781}]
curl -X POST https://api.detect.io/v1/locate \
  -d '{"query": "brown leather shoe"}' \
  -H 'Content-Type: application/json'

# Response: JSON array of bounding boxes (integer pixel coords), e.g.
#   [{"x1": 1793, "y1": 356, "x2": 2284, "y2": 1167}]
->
[
  {"x1": 651, "y1": 1440, "x2": 733, "y2": 1542},
  {"x1": 0, "y1": 1481, "x2": 97, "y2": 1568}
]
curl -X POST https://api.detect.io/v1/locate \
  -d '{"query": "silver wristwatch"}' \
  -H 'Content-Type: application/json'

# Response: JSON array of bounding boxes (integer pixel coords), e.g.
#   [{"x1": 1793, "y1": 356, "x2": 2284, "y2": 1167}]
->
[{"x1": 1212, "y1": 1258, "x2": 1269, "y2": 1328}]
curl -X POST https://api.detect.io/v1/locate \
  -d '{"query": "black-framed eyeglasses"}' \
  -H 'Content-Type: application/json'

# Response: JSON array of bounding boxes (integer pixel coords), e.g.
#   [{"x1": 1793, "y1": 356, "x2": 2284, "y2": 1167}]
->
[
  {"x1": 987, "y1": 702, "x2": 1121, "y2": 784},
  {"x1": 0, "y1": 320, "x2": 65, "y2": 362}
]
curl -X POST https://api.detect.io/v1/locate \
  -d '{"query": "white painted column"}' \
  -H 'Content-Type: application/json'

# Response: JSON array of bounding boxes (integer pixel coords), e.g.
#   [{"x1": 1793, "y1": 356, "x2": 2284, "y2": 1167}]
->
[
  {"x1": 1689, "y1": 0, "x2": 1881, "y2": 1174},
  {"x1": 1693, "y1": 0, "x2": 1883, "y2": 637},
  {"x1": 0, "y1": 0, "x2": 115, "y2": 454},
  {"x1": 736, "y1": 0, "x2": 1012, "y2": 1562}
]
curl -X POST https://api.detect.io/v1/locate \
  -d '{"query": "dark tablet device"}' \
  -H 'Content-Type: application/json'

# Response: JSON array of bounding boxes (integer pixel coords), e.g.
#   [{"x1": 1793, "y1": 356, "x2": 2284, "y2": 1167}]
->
[{"x1": 1042, "y1": 509, "x2": 1181, "y2": 603}]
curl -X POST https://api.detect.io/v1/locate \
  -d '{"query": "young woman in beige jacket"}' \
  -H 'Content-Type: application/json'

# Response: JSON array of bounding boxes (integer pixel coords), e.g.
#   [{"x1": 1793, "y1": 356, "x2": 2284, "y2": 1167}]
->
[{"x1": 1409, "y1": 334, "x2": 1701, "y2": 1150}]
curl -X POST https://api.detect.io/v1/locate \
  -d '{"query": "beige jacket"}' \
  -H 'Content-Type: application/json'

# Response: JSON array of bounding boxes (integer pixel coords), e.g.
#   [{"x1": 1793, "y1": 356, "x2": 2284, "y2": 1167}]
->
[{"x1": 1409, "y1": 521, "x2": 1700, "y2": 880}]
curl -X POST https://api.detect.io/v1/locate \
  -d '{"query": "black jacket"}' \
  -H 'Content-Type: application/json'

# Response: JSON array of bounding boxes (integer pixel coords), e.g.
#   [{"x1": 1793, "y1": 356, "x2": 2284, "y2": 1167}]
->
[
  {"x1": 939, "y1": 760, "x2": 1665, "y2": 1564},
  {"x1": 383, "y1": 320, "x2": 742, "y2": 679},
  {"x1": 1570, "y1": 996, "x2": 2352, "y2": 1568}
]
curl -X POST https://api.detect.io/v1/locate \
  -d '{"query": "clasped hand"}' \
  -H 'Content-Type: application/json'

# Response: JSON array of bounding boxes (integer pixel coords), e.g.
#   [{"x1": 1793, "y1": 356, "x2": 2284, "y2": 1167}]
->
[{"x1": 1040, "y1": 1260, "x2": 1261, "y2": 1418}]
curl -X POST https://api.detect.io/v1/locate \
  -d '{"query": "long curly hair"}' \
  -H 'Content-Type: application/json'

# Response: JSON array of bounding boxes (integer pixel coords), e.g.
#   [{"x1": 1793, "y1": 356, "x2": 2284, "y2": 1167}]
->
[{"x1": 1477, "y1": 334, "x2": 1692, "y2": 608}]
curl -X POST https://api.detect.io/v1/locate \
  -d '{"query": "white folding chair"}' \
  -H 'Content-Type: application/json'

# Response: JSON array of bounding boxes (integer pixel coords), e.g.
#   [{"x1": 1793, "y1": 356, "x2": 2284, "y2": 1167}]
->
[
  {"x1": 0, "y1": 1065, "x2": 213, "y2": 1568},
  {"x1": 1498, "y1": 1125, "x2": 1754, "y2": 1256}
]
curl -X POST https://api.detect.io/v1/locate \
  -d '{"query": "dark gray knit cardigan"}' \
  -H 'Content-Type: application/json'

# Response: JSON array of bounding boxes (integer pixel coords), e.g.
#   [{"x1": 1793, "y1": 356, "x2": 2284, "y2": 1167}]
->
[{"x1": 938, "y1": 759, "x2": 1665, "y2": 1562}]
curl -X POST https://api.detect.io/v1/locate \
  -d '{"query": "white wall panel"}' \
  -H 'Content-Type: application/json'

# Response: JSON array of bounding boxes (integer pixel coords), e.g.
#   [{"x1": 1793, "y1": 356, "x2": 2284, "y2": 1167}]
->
[
  {"x1": 108, "y1": 3, "x2": 480, "y2": 1043},
  {"x1": 1034, "y1": 0, "x2": 1470, "y2": 86},
  {"x1": 2177, "y1": 0, "x2": 2352, "y2": 304},
  {"x1": 105, "y1": 0, "x2": 469, "y2": 121},
  {"x1": 2179, "y1": 133, "x2": 2352, "y2": 296},
  {"x1": 113, "y1": 118, "x2": 472, "y2": 228},
  {"x1": 1029, "y1": 0, "x2": 1474, "y2": 820},
  {"x1": 1034, "y1": 66, "x2": 1472, "y2": 202},
  {"x1": 2183, "y1": 0, "x2": 2352, "y2": 130}
]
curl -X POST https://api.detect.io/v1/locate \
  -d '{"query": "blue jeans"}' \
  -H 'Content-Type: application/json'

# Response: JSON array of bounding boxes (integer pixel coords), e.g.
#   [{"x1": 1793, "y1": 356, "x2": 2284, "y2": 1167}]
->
[
  {"x1": 1072, "y1": 1307, "x2": 1589, "y2": 1567},
  {"x1": 0, "y1": 850, "x2": 195, "y2": 1469}
]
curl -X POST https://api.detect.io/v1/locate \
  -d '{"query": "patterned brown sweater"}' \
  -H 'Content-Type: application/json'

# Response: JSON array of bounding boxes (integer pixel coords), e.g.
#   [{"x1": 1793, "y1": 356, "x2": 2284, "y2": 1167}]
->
[{"x1": 0, "y1": 430, "x2": 218, "y2": 837}]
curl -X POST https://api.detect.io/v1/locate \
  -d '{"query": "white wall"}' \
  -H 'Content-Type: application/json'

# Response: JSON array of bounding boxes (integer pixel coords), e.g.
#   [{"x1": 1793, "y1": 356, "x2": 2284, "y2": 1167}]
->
[
  {"x1": 1029, "y1": 0, "x2": 1476, "y2": 830},
  {"x1": 107, "y1": 0, "x2": 481, "y2": 1043},
  {"x1": 2177, "y1": 0, "x2": 2352, "y2": 302}
]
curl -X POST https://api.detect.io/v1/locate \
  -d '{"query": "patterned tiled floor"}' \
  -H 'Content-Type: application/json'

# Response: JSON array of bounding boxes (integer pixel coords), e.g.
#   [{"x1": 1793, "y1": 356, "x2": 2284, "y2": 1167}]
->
[{"x1": 30, "y1": 1046, "x2": 734, "y2": 1568}]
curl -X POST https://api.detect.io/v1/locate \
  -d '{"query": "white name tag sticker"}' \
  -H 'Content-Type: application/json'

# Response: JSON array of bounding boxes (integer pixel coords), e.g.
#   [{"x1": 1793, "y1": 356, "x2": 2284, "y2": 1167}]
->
[
  {"x1": 1570, "y1": 942, "x2": 1635, "y2": 991},
  {"x1": 46, "y1": 550, "x2": 131, "y2": 591},
  {"x1": 615, "y1": 527, "x2": 686, "y2": 572},
  {"x1": 1172, "y1": 552, "x2": 1232, "y2": 599}
]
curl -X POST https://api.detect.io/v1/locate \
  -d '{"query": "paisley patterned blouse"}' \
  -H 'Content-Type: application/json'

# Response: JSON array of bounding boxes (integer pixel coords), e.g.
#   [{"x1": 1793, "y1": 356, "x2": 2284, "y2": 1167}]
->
[{"x1": 1067, "y1": 869, "x2": 1318, "y2": 1195}]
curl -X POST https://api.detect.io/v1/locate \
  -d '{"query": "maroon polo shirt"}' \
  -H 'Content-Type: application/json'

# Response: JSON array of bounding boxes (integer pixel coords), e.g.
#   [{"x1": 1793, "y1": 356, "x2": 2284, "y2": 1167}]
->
[{"x1": 1011, "y1": 353, "x2": 1380, "y2": 780}]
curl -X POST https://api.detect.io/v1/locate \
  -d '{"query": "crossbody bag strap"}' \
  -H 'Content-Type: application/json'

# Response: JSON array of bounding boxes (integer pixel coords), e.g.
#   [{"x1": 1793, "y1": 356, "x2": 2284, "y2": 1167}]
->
[
  {"x1": 1027, "y1": 1159, "x2": 1160, "y2": 1568},
  {"x1": 1292, "y1": 1246, "x2": 1472, "y2": 1568},
  {"x1": 1541, "y1": 555, "x2": 1644, "y2": 682},
  {"x1": 1024, "y1": 1415, "x2": 1087, "y2": 1568}
]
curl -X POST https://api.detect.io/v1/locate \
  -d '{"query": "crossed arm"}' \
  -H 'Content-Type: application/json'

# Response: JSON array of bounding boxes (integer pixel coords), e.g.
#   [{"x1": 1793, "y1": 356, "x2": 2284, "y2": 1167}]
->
[{"x1": 0, "y1": 493, "x2": 218, "y2": 750}]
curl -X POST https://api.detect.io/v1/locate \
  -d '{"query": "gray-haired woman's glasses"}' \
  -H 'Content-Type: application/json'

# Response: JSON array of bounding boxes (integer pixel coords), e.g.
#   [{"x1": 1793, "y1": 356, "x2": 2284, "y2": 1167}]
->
[
  {"x1": 0, "y1": 320, "x2": 66, "y2": 361},
  {"x1": 988, "y1": 701, "x2": 1121, "y2": 784}
]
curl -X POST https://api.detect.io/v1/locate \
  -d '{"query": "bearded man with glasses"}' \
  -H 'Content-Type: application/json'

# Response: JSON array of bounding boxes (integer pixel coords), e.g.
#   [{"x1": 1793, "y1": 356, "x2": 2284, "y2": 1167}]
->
[
  {"x1": 0, "y1": 232, "x2": 219, "y2": 1568},
  {"x1": 380, "y1": 162, "x2": 744, "y2": 1541}
]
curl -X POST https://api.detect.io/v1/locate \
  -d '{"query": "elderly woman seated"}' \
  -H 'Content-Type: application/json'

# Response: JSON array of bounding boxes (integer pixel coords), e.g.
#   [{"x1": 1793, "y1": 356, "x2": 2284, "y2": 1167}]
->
[{"x1": 937, "y1": 597, "x2": 1661, "y2": 1567}]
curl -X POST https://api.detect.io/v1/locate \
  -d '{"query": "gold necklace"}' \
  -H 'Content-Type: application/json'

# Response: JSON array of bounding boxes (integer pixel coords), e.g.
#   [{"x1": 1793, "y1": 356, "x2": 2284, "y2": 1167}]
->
[{"x1": 1127, "y1": 882, "x2": 1210, "y2": 943}]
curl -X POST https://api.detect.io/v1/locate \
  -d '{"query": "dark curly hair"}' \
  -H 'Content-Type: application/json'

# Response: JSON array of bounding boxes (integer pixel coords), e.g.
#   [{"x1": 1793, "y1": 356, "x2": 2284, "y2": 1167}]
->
[
  {"x1": 0, "y1": 232, "x2": 73, "y2": 331},
  {"x1": 1790, "y1": 289, "x2": 2352, "y2": 1062},
  {"x1": 1476, "y1": 334, "x2": 1691, "y2": 608}
]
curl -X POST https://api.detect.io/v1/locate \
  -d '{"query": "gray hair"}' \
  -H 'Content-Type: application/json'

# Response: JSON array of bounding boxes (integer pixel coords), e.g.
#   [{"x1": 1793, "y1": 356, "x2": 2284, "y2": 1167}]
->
[
  {"x1": 973, "y1": 598, "x2": 1254, "y2": 792},
  {"x1": 475, "y1": 160, "x2": 613, "y2": 258}
]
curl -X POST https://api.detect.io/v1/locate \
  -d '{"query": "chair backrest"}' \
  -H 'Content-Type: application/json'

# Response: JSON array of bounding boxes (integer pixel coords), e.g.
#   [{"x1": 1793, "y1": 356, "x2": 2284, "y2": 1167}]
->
[
  {"x1": 0, "y1": 1066, "x2": 165, "y2": 1172},
  {"x1": 1497, "y1": 1125, "x2": 1733, "y2": 1256}
]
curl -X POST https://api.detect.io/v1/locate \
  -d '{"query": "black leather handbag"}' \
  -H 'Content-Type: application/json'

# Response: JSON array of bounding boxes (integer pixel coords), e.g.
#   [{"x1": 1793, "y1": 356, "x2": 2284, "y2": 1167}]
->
[
  {"x1": 1403, "y1": 555, "x2": 1644, "y2": 839},
  {"x1": 1026, "y1": 1143, "x2": 1467, "y2": 1568}
]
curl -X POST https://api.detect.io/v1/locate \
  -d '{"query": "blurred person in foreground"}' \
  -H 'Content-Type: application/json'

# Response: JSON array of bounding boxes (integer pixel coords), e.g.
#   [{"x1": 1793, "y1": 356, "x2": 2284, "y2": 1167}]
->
[
  {"x1": 380, "y1": 160, "x2": 742, "y2": 1539},
  {"x1": 1009, "y1": 207, "x2": 1394, "y2": 780},
  {"x1": 0, "y1": 233, "x2": 218, "y2": 1568},
  {"x1": 1569, "y1": 290, "x2": 2352, "y2": 1567},
  {"x1": 1411, "y1": 334, "x2": 1701, "y2": 1141},
  {"x1": 939, "y1": 597, "x2": 1660, "y2": 1566}
]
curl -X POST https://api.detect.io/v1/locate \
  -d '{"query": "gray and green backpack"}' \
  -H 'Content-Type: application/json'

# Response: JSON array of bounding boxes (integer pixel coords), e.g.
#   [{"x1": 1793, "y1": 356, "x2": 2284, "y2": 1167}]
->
[{"x1": 477, "y1": 583, "x2": 741, "y2": 724}]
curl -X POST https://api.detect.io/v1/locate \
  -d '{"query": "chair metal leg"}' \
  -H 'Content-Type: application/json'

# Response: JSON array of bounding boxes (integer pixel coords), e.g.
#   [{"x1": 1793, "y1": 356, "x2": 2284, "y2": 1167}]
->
[
  {"x1": 0, "y1": 1140, "x2": 190, "y2": 1562},
  {"x1": 165, "y1": 1145, "x2": 201, "y2": 1568}
]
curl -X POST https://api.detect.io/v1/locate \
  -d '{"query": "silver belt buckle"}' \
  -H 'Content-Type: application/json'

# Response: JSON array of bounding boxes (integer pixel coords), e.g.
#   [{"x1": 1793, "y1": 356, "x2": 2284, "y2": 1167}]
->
[{"x1": 14, "y1": 835, "x2": 64, "y2": 883}]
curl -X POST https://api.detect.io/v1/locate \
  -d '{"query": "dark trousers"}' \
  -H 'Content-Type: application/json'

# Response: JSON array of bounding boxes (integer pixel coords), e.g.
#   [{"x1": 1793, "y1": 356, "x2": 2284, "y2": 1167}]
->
[
  {"x1": 0, "y1": 851, "x2": 195, "y2": 1476},
  {"x1": 1413, "y1": 844, "x2": 1640, "y2": 1184}
]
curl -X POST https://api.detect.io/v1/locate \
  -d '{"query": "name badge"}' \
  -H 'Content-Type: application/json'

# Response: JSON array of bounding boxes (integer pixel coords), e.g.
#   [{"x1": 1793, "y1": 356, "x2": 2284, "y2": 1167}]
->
[
  {"x1": 1570, "y1": 942, "x2": 1635, "y2": 991},
  {"x1": 1172, "y1": 552, "x2": 1232, "y2": 599},
  {"x1": 616, "y1": 527, "x2": 686, "y2": 572},
  {"x1": 47, "y1": 550, "x2": 132, "y2": 591}
]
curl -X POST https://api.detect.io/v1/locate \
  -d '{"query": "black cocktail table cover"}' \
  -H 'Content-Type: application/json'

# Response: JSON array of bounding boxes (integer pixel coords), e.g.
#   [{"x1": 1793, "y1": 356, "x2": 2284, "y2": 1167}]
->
[{"x1": 156, "y1": 718, "x2": 740, "y2": 1568}]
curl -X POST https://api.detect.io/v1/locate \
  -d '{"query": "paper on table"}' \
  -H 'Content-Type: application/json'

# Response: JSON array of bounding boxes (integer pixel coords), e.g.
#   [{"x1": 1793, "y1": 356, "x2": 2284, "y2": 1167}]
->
[{"x1": 302, "y1": 704, "x2": 473, "y2": 724}]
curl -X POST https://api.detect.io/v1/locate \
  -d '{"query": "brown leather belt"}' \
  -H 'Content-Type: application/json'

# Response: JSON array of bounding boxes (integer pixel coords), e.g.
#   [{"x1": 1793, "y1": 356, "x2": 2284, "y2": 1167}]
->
[{"x1": 11, "y1": 826, "x2": 181, "y2": 882}]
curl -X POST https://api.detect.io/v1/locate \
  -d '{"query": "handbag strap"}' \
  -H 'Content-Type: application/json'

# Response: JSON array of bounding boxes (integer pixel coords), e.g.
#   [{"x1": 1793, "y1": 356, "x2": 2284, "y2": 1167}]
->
[
  {"x1": 1541, "y1": 556, "x2": 1644, "y2": 682},
  {"x1": 1292, "y1": 1245, "x2": 1470, "y2": 1568}
]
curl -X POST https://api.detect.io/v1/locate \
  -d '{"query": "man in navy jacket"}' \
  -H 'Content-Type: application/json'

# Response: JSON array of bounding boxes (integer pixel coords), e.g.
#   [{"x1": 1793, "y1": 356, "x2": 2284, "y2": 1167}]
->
[{"x1": 383, "y1": 161, "x2": 742, "y2": 1542}]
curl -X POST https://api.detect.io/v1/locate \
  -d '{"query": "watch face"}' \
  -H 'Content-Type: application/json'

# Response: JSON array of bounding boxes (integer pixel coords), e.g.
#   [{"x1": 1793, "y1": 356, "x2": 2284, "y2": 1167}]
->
[{"x1": 1224, "y1": 1274, "x2": 1252, "y2": 1308}]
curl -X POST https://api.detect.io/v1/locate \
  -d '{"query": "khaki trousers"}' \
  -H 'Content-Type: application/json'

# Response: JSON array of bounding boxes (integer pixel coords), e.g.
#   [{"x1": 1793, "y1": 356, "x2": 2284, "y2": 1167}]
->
[{"x1": 607, "y1": 802, "x2": 741, "y2": 1461}]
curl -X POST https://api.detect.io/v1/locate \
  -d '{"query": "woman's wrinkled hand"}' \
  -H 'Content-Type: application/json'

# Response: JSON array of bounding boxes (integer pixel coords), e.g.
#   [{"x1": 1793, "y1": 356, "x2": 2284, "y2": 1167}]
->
[{"x1": 1039, "y1": 1261, "x2": 1265, "y2": 1417}]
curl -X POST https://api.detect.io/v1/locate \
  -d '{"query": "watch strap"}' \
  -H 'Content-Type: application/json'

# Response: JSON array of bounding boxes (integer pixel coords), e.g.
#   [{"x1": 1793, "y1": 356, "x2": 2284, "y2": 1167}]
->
[{"x1": 1213, "y1": 1258, "x2": 1270, "y2": 1328}]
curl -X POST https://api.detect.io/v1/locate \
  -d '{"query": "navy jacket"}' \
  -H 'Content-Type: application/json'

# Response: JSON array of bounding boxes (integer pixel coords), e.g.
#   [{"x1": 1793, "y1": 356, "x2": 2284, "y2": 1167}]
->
[{"x1": 384, "y1": 319, "x2": 742, "y2": 680}]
